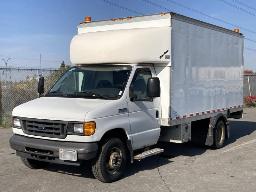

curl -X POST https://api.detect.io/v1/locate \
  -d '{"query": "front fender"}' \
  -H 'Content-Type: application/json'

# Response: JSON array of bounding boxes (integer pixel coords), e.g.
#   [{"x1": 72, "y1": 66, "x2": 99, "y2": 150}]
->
[{"x1": 93, "y1": 113, "x2": 131, "y2": 142}]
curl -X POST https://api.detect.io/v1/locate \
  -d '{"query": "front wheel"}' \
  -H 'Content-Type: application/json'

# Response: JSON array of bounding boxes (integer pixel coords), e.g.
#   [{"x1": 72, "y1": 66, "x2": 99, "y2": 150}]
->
[
  {"x1": 213, "y1": 120, "x2": 226, "y2": 149},
  {"x1": 92, "y1": 138, "x2": 127, "y2": 183}
]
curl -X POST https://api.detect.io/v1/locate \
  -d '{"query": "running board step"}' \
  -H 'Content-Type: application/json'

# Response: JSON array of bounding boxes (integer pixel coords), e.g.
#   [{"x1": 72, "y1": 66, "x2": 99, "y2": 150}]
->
[{"x1": 134, "y1": 148, "x2": 164, "y2": 161}]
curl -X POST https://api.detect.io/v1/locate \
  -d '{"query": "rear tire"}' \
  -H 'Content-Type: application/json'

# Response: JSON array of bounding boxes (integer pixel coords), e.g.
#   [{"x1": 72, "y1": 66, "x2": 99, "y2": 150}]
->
[
  {"x1": 91, "y1": 138, "x2": 127, "y2": 183},
  {"x1": 213, "y1": 120, "x2": 226, "y2": 149},
  {"x1": 21, "y1": 158, "x2": 48, "y2": 169}
]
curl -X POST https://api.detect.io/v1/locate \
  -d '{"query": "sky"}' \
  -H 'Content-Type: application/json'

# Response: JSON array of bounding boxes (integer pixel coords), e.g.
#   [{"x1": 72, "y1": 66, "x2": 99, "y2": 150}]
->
[{"x1": 0, "y1": 0, "x2": 255, "y2": 70}]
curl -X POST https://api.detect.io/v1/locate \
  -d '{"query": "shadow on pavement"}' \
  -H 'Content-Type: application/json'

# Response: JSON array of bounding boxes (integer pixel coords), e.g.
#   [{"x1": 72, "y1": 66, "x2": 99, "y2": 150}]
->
[
  {"x1": 227, "y1": 120, "x2": 256, "y2": 144},
  {"x1": 43, "y1": 119, "x2": 256, "y2": 180},
  {"x1": 45, "y1": 162, "x2": 95, "y2": 179},
  {"x1": 44, "y1": 155, "x2": 172, "y2": 180}
]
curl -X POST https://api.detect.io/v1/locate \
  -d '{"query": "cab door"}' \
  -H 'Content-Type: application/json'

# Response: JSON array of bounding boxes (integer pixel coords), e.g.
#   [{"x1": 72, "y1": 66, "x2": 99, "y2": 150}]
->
[{"x1": 128, "y1": 67, "x2": 160, "y2": 150}]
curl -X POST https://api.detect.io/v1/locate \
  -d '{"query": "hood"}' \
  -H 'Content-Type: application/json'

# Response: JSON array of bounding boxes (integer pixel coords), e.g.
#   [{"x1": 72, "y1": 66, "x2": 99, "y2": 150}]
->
[{"x1": 12, "y1": 97, "x2": 115, "y2": 121}]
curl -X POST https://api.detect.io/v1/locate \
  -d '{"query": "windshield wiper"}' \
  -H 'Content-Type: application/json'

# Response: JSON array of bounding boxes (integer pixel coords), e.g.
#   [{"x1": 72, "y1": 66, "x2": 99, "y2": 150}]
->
[
  {"x1": 46, "y1": 91, "x2": 116, "y2": 100},
  {"x1": 46, "y1": 91, "x2": 64, "y2": 97},
  {"x1": 74, "y1": 91, "x2": 116, "y2": 100}
]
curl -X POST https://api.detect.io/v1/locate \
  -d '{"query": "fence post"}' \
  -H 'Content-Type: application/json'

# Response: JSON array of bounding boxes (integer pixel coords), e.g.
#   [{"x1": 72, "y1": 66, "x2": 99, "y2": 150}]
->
[
  {"x1": 0, "y1": 80, "x2": 2, "y2": 125},
  {"x1": 247, "y1": 76, "x2": 252, "y2": 97}
]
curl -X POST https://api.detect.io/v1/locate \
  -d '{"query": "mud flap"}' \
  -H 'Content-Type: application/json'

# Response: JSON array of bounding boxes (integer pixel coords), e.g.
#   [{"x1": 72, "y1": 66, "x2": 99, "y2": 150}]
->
[
  {"x1": 226, "y1": 121, "x2": 230, "y2": 139},
  {"x1": 205, "y1": 119, "x2": 214, "y2": 146},
  {"x1": 126, "y1": 140, "x2": 134, "y2": 163}
]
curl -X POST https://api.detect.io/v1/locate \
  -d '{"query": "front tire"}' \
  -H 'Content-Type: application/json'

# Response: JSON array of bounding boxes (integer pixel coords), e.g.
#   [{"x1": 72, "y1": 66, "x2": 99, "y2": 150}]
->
[
  {"x1": 21, "y1": 158, "x2": 48, "y2": 169},
  {"x1": 92, "y1": 138, "x2": 127, "y2": 183},
  {"x1": 213, "y1": 120, "x2": 226, "y2": 149}
]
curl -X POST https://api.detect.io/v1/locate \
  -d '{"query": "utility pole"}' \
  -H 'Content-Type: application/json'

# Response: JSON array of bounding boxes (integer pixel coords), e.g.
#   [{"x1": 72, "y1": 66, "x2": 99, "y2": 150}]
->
[
  {"x1": 39, "y1": 54, "x2": 42, "y2": 69},
  {"x1": 39, "y1": 54, "x2": 42, "y2": 76}
]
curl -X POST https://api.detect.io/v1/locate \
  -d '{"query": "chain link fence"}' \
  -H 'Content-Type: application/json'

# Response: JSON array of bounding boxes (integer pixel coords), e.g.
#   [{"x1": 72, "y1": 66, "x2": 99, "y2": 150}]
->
[{"x1": 0, "y1": 67, "x2": 67, "y2": 127}]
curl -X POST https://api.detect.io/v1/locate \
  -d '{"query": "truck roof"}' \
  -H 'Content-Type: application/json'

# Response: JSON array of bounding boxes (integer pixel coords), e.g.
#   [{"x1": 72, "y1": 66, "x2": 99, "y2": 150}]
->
[
  {"x1": 70, "y1": 12, "x2": 243, "y2": 65},
  {"x1": 78, "y1": 12, "x2": 243, "y2": 37}
]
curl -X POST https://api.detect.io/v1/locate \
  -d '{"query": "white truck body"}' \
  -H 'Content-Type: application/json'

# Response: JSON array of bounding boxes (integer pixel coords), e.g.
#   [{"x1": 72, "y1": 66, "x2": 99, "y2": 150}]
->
[
  {"x1": 10, "y1": 13, "x2": 244, "y2": 182},
  {"x1": 70, "y1": 12, "x2": 243, "y2": 125}
]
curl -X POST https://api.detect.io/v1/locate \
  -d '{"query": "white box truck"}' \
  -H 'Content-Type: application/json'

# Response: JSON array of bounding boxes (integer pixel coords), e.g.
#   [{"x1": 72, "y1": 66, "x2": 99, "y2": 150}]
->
[{"x1": 10, "y1": 12, "x2": 244, "y2": 182}]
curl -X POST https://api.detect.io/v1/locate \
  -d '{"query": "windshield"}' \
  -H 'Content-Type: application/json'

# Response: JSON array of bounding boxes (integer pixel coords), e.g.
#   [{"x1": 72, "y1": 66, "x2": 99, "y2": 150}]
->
[{"x1": 46, "y1": 65, "x2": 131, "y2": 100}]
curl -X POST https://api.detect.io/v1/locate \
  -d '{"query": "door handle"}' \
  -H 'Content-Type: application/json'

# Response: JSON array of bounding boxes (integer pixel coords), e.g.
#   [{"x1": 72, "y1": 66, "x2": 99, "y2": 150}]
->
[
  {"x1": 118, "y1": 108, "x2": 128, "y2": 113},
  {"x1": 156, "y1": 110, "x2": 159, "y2": 118}
]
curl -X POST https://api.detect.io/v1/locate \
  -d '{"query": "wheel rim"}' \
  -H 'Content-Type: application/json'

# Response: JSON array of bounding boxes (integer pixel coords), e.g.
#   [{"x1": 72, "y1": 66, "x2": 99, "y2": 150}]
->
[
  {"x1": 217, "y1": 123, "x2": 225, "y2": 145},
  {"x1": 106, "y1": 147, "x2": 123, "y2": 173}
]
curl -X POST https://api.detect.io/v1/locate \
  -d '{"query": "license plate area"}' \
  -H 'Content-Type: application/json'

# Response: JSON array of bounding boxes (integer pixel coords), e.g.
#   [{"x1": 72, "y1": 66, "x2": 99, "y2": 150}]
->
[{"x1": 59, "y1": 148, "x2": 77, "y2": 161}]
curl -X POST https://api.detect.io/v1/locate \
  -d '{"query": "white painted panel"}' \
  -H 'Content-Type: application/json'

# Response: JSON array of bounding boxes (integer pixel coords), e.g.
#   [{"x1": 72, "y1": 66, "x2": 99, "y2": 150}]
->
[
  {"x1": 78, "y1": 19, "x2": 170, "y2": 34},
  {"x1": 170, "y1": 19, "x2": 243, "y2": 119},
  {"x1": 78, "y1": 13, "x2": 171, "y2": 34},
  {"x1": 70, "y1": 27, "x2": 171, "y2": 64},
  {"x1": 154, "y1": 64, "x2": 171, "y2": 119},
  {"x1": 127, "y1": 66, "x2": 160, "y2": 150}
]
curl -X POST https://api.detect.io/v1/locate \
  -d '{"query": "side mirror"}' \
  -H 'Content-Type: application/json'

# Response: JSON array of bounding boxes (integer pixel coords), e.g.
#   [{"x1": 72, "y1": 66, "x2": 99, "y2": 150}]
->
[
  {"x1": 147, "y1": 77, "x2": 160, "y2": 98},
  {"x1": 38, "y1": 76, "x2": 45, "y2": 97}
]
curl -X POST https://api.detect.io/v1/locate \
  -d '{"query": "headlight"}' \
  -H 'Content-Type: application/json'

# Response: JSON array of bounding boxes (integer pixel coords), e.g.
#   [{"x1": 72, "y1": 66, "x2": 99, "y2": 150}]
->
[
  {"x1": 13, "y1": 118, "x2": 21, "y2": 128},
  {"x1": 72, "y1": 121, "x2": 96, "y2": 136},
  {"x1": 73, "y1": 123, "x2": 84, "y2": 134}
]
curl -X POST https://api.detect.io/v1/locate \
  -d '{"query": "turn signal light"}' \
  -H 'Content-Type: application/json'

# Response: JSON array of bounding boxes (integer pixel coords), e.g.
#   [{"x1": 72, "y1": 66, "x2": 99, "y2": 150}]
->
[
  {"x1": 233, "y1": 28, "x2": 240, "y2": 33},
  {"x1": 83, "y1": 121, "x2": 96, "y2": 136},
  {"x1": 84, "y1": 16, "x2": 92, "y2": 23}
]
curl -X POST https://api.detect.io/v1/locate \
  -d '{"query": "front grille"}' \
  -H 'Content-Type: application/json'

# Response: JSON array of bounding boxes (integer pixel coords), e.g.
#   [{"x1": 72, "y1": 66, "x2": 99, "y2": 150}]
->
[{"x1": 22, "y1": 119, "x2": 67, "y2": 139}]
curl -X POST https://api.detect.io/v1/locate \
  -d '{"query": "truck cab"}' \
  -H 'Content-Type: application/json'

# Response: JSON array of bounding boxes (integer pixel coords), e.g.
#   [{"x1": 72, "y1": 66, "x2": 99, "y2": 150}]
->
[{"x1": 10, "y1": 63, "x2": 162, "y2": 182}]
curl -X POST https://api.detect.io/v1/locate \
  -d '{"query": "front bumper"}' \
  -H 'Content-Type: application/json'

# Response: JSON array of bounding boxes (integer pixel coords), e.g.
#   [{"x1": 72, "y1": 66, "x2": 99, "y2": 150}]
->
[{"x1": 9, "y1": 134, "x2": 98, "y2": 165}]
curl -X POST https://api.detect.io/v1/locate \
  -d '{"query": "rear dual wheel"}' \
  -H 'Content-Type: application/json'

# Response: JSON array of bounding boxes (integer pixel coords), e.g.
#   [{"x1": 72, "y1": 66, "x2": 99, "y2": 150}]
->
[{"x1": 213, "y1": 120, "x2": 226, "y2": 149}]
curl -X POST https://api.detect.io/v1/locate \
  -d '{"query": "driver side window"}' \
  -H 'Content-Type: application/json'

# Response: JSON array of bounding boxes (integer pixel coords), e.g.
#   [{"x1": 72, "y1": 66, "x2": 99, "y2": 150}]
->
[{"x1": 130, "y1": 68, "x2": 152, "y2": 101}]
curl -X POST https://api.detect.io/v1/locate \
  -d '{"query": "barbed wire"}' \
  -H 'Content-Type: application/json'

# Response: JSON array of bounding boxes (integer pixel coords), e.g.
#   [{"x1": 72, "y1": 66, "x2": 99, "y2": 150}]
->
[
  {"x1": 0, "y1": 55, "x2": 64, "y2": 63},
  {"x1": 0, "y1": 66, "x2": 58, "y2": 71}
]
